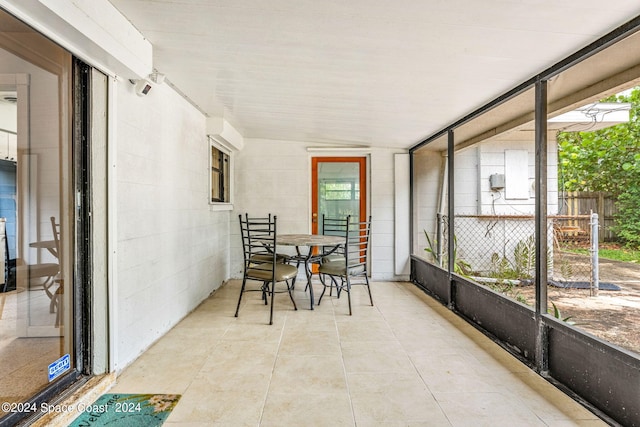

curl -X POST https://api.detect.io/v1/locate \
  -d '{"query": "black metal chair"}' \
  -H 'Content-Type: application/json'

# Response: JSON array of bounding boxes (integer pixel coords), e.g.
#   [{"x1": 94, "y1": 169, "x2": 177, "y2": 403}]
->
[
  {"x1": 318, "y1": 216, "x2": 373, "y2": 315},
  {"x1": 312, "y1": 215, "x2": 349, "y2": 299},
  {"x1": 235, "y1": 213, "x2": 298, "y2": 325}
]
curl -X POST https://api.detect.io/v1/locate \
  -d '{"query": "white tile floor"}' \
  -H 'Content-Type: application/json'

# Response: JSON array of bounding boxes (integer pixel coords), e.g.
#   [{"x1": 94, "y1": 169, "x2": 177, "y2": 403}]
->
[{"x1": 110, "y1": 280, "x2": 606, "y2": 426}]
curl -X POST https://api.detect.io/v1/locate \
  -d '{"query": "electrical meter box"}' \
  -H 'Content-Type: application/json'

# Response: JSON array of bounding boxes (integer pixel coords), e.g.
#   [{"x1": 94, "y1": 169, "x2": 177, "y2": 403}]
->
[{"x1": 489, "y1": 173, "x2": 505, "y2": 190}]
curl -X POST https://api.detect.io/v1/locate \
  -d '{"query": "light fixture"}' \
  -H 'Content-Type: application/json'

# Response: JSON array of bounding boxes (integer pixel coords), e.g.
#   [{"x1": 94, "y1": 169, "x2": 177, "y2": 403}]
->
[
  {"x1": 128, "y1": 71, "x2": 165, "y2": 97},
  {"x1": 129, "y1": 78, "x2": 153, "y2": 96},
  {"x1": 149, "y1": 71, "x2": 165, "y2": 84}
]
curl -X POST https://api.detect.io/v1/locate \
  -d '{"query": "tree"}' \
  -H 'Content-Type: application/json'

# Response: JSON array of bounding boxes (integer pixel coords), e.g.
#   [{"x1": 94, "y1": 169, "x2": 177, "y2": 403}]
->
[{"x1": 557, "y1": 87, "x2": 640, "y2": 247}]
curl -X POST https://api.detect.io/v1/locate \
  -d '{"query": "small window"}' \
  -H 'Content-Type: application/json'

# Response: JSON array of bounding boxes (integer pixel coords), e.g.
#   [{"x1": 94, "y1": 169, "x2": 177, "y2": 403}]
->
[
  {"x1": 210, "y1": 138, "x2": 231, "y2": 203},
  {"x1": 322, "y1": 180, "x2": 359, "y2": 201}
]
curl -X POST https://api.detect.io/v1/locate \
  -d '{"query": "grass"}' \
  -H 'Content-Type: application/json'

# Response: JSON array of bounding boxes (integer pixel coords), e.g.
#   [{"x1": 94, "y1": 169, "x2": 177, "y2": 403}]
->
[{"x1": 567, "y1": 246, "x2": 640, "y2": 263}]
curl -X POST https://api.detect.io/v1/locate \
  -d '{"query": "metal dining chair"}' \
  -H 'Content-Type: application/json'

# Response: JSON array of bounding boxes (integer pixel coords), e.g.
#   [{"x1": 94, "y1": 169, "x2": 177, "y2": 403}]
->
[
  {"x1": 235, "y1": 213, "x2": 299, "y2": 325},
  {"x1": 318, "y1": 216, "x2": 373, "y2": 315},
  {"x1": 312, "y1": 215, "x2": 350, "y2": 299}
]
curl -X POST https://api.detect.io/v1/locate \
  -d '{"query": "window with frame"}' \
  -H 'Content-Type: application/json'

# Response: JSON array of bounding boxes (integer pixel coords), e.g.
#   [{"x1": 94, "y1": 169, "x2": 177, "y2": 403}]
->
[
  {"x1": 210, "y1": 139, "x2": 230, "y2": 203},
  {"x1": 322, "y1": 180, "x2": 359, "y2": 201}
]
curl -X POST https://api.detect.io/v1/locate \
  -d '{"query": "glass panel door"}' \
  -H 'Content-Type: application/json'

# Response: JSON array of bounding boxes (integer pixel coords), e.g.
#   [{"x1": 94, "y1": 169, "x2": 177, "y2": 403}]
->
[
  {"x1": 312, "y1": 157, "x2": 366, "y2": 234},
  {"x1": 0, "y1": 10, "x2": 76, "y2": 421}
]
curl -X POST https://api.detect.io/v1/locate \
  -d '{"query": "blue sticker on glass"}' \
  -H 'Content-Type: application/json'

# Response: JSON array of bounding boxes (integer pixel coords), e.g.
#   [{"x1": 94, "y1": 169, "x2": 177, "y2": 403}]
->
[{"x1": 48, "y1": 353, "x2": 70, "y2": 382}]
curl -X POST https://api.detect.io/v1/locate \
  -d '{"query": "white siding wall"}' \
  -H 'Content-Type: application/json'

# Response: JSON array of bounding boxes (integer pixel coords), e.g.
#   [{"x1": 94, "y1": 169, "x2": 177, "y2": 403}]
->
[
  {"x1": 453, "y1": 147, "x2": 479, "y2": 215},
  {"x1": 412, "y1": 150, "x2": 445, "y2": 258},
  {"x1": 231, "y1": 139, "x2": 406, "y2": 281},
  {"x1": 115, "y1": 82, "x2": 229, "y2": 368},
  {"x1": 479, "y1": 136, "x2": 559, "y2": 215}
]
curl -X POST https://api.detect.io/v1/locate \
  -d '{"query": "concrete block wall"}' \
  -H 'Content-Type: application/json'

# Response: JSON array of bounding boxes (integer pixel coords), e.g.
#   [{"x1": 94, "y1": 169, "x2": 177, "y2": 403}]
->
[
  {"x1": 231, "y1": 138, "x2": 407, "y2": 281},
  {"x1": 114, "y1": 81, "x2": 229, "y2": 369}
]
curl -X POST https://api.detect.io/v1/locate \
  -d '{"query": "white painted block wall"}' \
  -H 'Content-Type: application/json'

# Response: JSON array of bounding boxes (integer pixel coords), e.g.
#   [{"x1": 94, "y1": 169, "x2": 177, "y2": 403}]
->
[
  {"x1": 115, "y1": 82, "x2": 229, "y2": 369},
  {"x1": 231, "y1": 139, "x2": 407, "y2": 281}
]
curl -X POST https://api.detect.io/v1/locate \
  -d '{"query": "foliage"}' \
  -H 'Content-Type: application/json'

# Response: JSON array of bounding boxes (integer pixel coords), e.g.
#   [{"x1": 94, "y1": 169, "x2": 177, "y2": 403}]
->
[
  {"x1": 484, "y1": 279, "x2": 529, "y2": 305},
  {"x1": 557, "y1": 87, "x2": 640, "y2": 247},
  {"x1": 612, "y1": 186, "x2": 640, "y2": 247},
  {"x1": 423, "y1": 230, "x2": 472, "y2": 276},
  {"x1": 488, "y1": 235, "x2": 551, "y2": 281},
  {"x1": 423, "y1": 230, "x2": 441, "y2": 265},
  {"x1": 557, "y1": 258, "x2": 574, "y2": 280},
  {"x1": 489, "y1": 253, "x2": 521, "y2": 280},
  {"x1": 566, "y1": 245, "x2": 640, "y2": 263},
  {"x1": 513, "y1": 235, "x2": 536, "y2": 278},
  {"x1": 549, "y1": 301, "x2": 574, "y2": 325},
  {"x1": 557, "y1": 87, "x2": 640, "y2": 194}
]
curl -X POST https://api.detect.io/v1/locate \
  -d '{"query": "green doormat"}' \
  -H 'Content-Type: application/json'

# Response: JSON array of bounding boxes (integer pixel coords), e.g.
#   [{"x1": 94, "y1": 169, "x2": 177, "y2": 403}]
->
[{"x1": 69, "y1": 394, "x2": 181, "y2": 427}]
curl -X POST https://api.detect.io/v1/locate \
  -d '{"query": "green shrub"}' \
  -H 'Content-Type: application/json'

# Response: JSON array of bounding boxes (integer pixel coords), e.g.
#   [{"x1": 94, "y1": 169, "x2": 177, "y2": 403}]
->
[{"x1": 613, "y1": 186, "x2": 640, "y2": 248}]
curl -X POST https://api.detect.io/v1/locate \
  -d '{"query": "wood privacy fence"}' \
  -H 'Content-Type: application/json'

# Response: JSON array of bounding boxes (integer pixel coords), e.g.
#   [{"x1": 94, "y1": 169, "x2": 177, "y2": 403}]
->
[{"x1": 558, "y1": 191, "x2": 617, "y2": 242}]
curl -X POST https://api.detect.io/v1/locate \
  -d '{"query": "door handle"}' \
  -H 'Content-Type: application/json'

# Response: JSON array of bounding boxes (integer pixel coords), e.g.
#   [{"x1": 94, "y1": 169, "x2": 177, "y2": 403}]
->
[{"x1": 312, "y1": 212, "x2": 318, "y2": 223}]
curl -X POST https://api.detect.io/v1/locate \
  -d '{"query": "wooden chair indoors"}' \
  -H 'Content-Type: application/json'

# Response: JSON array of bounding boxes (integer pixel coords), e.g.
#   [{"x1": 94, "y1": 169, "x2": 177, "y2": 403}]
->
[
  {"x1": 10, "y1": 218, "x2": 60, "y2": 306},
  {"x1": 234, "y1": 214, "x2": 298, "y2": 325},
  {"x1": 49, "y1": 216, "x2": 64, "y2": 327},
  {"x1": 318, "y1": 216, "x2": 373, "y2": 315}
]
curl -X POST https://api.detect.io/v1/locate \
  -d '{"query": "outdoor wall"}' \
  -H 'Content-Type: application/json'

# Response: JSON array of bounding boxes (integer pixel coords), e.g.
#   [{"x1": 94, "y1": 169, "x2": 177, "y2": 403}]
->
[
  {"x1": 115, "y1": 81, "x2": 229, "y2": 369},
  {"x1": 453, "y1": 136, "x2": 559, "y2": 274},
  {"x1": 231, "y1": 139, "x2": 407, "y2": 281},
  {"x1": 477, "y1": 135, "x2": 559, "y2": 216}
]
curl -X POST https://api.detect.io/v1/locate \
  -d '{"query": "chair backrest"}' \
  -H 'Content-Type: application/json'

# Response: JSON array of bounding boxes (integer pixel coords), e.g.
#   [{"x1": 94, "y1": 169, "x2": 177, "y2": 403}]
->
[
  {"x1": 50, "y1": 216, "x2": 60, "y2": 260},
  {"x1": 239, "y1": 213, "x2": 278, "y2": 268},
  {"x1": 320, "y1": 215, "x2": 350, "y2": 256},
  {"x1": 322, "y1": 215, "x2": 349, "y2": 236},
  {"x1": 344, "y1": 216, "x2": 372, "y2": 273}
]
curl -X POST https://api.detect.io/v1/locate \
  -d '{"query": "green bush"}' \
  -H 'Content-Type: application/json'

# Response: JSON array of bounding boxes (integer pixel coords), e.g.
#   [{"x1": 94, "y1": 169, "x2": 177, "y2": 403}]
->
[{"x1": 613, "y1": 186, "x2": 640, "y2": 248}]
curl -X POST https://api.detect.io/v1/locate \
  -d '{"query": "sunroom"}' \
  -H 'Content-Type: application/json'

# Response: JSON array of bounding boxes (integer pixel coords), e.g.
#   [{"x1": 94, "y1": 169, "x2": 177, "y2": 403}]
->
[{"x1": 0, "y1": 1, "x2": 639, "y2": 426}]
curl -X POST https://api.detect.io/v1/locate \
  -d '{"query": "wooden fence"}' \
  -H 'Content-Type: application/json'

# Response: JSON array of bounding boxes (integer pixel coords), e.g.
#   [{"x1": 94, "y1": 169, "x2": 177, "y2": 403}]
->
[{"x1": 558, "y1": 191, "x2": 617, "y2": 242}]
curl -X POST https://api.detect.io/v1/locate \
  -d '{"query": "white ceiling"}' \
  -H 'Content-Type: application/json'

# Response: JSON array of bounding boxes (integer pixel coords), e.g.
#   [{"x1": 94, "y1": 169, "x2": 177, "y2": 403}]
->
[{"x1": 109, "y1": 0, "x2": 640, "y2": 149}]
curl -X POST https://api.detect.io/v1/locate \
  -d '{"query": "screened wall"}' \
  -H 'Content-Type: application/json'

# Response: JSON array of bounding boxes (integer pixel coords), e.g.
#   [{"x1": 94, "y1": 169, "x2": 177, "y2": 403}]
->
[{"x1": 411, "y1": 17, "x2": 640, "y2": 427}]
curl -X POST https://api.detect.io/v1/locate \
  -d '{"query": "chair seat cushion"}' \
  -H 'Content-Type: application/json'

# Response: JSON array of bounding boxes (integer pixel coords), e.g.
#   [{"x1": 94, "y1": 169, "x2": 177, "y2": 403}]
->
[
  {"x1": 247, "y1": 263, "x2": 298, "y2": 281},
  {"x1": 12, "y1": 263, "x2": 59, "y2": 278},
  {"x1": 318, "y1": 260, "x2": 365, "y2": 276},
  {"x1": 321, "y1": 254, "x2": 343, "y2": 264},
  {"x1": 250, "y1": 253, "x2": 288, "y2": 263}
]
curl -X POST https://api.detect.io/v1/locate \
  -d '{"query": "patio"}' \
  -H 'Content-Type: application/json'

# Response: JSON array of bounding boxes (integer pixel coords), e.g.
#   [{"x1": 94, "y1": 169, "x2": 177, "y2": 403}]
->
[{"x1": 97, "y1": 280, "x2": 602, "y2": 426}]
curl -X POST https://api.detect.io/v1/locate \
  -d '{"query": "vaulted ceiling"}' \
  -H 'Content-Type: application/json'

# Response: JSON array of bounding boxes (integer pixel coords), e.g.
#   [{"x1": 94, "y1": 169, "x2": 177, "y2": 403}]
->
[{"x1": 109, "y1": 0, "x2": 640, "y2": 149}]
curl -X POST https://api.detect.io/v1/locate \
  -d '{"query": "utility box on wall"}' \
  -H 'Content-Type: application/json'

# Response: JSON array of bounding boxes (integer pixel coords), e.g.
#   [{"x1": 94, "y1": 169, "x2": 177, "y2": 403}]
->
[{"x1": 489, "y1": 173, "x2": 505, "y2": 190}]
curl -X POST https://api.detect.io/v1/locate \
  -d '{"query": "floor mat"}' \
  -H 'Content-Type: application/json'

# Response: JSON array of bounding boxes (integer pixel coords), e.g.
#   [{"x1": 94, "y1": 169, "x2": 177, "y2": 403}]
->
[
  {"x1": 68, "y1": 394, "x2": 181, "y2": 427},
  {"x1": 548, "y1": 280, "x2": 621, "y2": 291}
]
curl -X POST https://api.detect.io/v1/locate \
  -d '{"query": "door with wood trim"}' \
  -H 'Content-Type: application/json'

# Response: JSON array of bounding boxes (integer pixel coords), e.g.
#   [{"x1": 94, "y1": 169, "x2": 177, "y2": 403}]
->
[{"x1": 311, "y1": 157, "x2": 366, "y2": 234}]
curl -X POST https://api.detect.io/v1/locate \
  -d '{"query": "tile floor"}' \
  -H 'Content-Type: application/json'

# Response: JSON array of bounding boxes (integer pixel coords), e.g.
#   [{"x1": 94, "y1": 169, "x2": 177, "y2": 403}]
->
[{"x1": 110, "y1": 280, "x2": 606, "y2": 426}]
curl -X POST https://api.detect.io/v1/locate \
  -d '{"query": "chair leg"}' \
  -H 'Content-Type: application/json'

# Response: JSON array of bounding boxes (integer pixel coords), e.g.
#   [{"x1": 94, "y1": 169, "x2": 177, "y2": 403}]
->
[
  {"x1": 39, "y1": 276, "x2": 57, "y2": 312},
  {"x1": 269, "y1": 281, "x2": 275, "y2": 325},
  {"x1": 330, "y1": 276, "x2": 340, "y2": 297},
  {"x1": 365, "y1": 275, "x2": 374, "y2": 306},
  {"x1": 287, "y1": 280, "x2": 298, "y2": 310},
  {"x1": 336, "y1": 277, "x2": 345, "y2": 298},
  {"x1": 0, "y1": 293, "x2": 6, "y2": 320},
  {"x1": 235, "y1": 277, "x2": 248, "y2": 317},
  {"x1": 317, "y1": 273, "x2": 327, "y2": 305},
  {"x1": 291, "y1": 259, "x2": 301, "y2": 290},
  {"x1": 262, "y1": 281, "x2": 269, "y2": 305},
  {"x1": 346, "y1": 276, "x2": 352, "y2": 315},
  {"x1": 54, "y1": 285, "x2": 63, "y2": 327}
]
